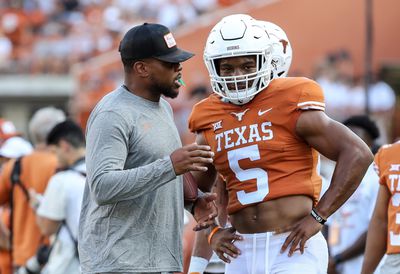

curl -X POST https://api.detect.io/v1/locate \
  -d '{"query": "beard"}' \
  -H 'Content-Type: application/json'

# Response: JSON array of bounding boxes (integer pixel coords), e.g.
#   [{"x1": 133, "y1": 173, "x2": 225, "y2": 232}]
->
[{"x1": 149, "y1": 76, "x2": 179, "y2": 99}]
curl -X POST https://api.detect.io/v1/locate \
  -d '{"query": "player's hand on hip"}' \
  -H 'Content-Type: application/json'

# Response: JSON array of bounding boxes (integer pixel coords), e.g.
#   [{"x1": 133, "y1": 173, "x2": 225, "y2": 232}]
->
[
  {"x1": 170, "y1": 143, "x2": 214, "y2": 175},
  {"x1": 279, "y1": 214, "x2": 323, "y2": 257},
  {"x1": 192, "y1": 193, "x2": 218, "y2": 231}
]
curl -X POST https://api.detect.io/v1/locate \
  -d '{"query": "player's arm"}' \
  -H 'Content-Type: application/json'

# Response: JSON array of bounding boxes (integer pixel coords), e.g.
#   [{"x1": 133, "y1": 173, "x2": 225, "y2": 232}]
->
[
  {"x1": 202, "y1": 179, "x2": 242, "y2": 264},
  {"x1": 188, "y1": 230, "x2": 214, "y2": 274},
  {"x1": 361, "y1": 184, "x2": 389, "y2": 274},
  {"x1": 297, "y1": 110, "x2": 373, "y2": 218},
  {"x1": 184, "y1": 132, "x2": 219, "y2": 231},
  {"x1": 281, "y1": 110, "x2": 373, "y2": 256},
  {"x1": 189, "y1": 178, "x2": 229, "y2": 273}
]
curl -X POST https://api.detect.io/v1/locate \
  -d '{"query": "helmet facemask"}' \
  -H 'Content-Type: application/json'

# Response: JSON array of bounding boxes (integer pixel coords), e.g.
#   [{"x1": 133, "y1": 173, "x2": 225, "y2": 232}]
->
[{"x1": 206, "y1": 52, "x2": 272, "y2": 105}]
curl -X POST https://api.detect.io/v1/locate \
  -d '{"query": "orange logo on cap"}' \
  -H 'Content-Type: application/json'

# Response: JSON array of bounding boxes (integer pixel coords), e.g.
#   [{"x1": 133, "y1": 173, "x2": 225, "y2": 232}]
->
[{"x1": 164, "y1": 33, "x2": 176, "y2": 48}]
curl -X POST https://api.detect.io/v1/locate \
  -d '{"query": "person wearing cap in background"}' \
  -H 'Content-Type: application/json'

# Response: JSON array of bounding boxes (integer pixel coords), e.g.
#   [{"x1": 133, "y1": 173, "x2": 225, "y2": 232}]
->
[
  {"x1": 0, "y1": 119, "x2": 18, "y2": 147},
  {"x1": 0, "y1": 119, "x2": 33, "y2": 168},
  {"x1": 0, "y1": 119, "x2": 33, "y2": 274},
  {"x1": 79, "y1": 23, "x2": 217, "y2": 274},
  {"x1": 0, "y1": 107, "x2": 65, "y2": 272},
  {"x1": 0, "y1": 136, "x2": 33, "y2": 163}
]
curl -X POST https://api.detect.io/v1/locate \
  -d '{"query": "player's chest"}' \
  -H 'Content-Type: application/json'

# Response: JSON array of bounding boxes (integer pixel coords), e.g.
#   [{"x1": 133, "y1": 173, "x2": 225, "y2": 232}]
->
[{"x1": 204, "y1": 105, "x2": 294, "y2": 154}]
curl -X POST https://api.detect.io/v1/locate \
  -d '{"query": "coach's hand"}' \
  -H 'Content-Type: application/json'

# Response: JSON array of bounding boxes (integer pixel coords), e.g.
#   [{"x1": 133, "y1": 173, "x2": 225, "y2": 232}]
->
[
  {"x1": 279, "y1": 214, "x2": 323, "y2": 257},
  {"x1": 192, "y1": 193, "x2": 218, "y2": 231},
  {"x1": 209, "y1": 227, "x2": 242, "y2": 263},
  {"x1": 170, "y1": 143, "x2": 214, "y2": 175}
]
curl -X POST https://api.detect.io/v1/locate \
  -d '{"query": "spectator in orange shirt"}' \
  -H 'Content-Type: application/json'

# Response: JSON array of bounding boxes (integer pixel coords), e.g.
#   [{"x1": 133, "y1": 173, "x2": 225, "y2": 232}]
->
[
  {"x1": 0, "y1": 120, "x2": 33, "y2": 274},
  {"x1": 0, "y1": 107, "x2": 65, "y2": 271}
]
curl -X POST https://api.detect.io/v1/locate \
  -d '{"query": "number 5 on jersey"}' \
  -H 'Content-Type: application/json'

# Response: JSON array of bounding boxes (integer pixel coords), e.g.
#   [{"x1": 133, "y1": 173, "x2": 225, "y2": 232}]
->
[{"x1": 228, "y1": 144, "x2": 269, "y2": 205}]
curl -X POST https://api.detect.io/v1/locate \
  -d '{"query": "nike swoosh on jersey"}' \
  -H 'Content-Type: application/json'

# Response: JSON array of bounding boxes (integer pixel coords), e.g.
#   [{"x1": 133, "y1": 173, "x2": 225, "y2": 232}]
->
[{"x1": 258, "y1": 108, "x2": 273, "y2": 116}]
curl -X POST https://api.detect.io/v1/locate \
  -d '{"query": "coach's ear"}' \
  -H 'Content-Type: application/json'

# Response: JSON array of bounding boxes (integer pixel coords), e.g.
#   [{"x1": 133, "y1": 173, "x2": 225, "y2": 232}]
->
[{"x1": 133, "y1": 60, "x2": 149, "y2": 78}]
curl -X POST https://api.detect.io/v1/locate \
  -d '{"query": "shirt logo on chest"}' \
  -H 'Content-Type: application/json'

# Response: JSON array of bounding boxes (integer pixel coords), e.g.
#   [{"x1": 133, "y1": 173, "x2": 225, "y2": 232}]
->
[
  {"x1": 213, "y1": 120, "x2": 223, "y2": 131},
  {"x1": 230, "y1": 108, "x2": 249, "y2": 122},
  {"x1": 258, "y1": 107, "x2": 273, "y2": 116}
]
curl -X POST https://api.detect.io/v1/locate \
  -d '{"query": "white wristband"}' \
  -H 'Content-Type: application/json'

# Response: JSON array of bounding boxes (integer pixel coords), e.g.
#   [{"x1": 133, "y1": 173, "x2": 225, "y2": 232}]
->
[{"x1": 188, "y1": 256, "x2": 209, "y2": 274}]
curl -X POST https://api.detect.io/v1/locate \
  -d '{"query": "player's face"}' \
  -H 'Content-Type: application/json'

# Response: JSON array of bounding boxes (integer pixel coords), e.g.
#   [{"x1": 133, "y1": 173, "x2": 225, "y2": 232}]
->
[
  {"x1": 148, "y1": 59, "x2": 183, "y2": 99},
  {"x1": 217, "y1": 56, "x2": 257, "y2": 91}
]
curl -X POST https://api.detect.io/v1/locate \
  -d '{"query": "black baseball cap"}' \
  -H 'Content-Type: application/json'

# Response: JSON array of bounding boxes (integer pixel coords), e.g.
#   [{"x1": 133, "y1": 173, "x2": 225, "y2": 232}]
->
[{"x1": 119, "y1": 23, "x2": 194, "y2": 63}]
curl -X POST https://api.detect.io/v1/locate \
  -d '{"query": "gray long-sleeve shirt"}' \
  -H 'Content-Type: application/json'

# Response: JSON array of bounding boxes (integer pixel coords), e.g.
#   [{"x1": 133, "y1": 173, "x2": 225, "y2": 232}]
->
[{"x1": 78, "y1": 86, "x2": 184, "y2": 273}]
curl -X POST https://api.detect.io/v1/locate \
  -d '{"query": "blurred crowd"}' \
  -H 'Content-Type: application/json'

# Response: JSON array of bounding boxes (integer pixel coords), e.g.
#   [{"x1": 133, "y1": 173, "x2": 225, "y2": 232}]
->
[
  {"x1": 0, "y1": 0, "x2": 238, "y2": 74},
  {"x1": 314, "y1": 50, "x2": 396, "y2": 145}
]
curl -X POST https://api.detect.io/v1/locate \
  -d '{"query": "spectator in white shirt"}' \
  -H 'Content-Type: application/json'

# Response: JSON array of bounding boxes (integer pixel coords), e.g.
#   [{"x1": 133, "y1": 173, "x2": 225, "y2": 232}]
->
[
  {"x1": 369, "y1": 67, "x2": 397, "y2": 144},
  {"x1": 325, "y1": 115, "x2": 381, "y2": 274},
  {"x1": 32, "y1": 120, "x2": 86, "y2": 274}
]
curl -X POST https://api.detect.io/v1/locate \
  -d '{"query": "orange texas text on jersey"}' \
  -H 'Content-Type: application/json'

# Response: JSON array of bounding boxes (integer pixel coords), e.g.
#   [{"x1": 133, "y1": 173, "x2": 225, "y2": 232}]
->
[
  {"x1": 189, "y1": 77, "x2": 325, "y2": 214},
  {"x1": 374, "y1": 141, "x2": 400, "y2": 254}
]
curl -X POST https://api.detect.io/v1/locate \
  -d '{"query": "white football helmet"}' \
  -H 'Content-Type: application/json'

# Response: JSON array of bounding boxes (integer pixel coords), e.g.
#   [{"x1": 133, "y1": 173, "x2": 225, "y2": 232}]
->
[
  {"x1": 203, "y1": 14, "x2": 274, "y2": 105},
  {"x1": 260, "y1": 21, "x2": 292, "y2": 78}
]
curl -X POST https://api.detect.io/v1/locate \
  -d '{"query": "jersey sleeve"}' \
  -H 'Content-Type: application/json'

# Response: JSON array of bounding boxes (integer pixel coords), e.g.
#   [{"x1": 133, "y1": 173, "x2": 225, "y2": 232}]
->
[
  {"x1": 188, "y1": 97, "x2": 215, "y2": 133},
  {"x1": 188, "y1": 104, "x2": 200, "y2": 133},
  {"x1": 296, "y1": 80, "x2": 326, "y2": 111},
  {"x1": 374, "y1": 146, "x2": 386, "y2": 185}
]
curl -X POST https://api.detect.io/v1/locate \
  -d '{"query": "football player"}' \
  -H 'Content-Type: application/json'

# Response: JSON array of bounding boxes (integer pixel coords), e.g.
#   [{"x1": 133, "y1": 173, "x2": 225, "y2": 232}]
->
[
  {"x1": 362, "y1": 141, "x2": 400, "y2": 274},
  {"x1": 188, "y1": 17, "x2": 293, "y2": 274},
  {"x1": 188, "y1": 14, "x2": 373, "y2": 274}
]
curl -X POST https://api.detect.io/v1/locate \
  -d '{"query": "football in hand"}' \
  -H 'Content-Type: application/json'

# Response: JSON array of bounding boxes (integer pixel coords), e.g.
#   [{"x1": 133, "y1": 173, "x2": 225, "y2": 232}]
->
[{"x1": 183, "y1": 172, "x2": 198, "y2": 203}]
